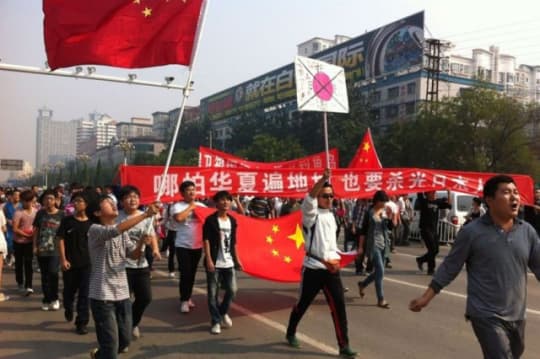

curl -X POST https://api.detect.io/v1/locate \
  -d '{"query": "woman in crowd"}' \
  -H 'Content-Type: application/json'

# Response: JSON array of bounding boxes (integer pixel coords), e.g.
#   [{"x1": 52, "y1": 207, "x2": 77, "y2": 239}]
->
[{"x1": 357, "y1": 190, "x2": 392, "y2": 309}]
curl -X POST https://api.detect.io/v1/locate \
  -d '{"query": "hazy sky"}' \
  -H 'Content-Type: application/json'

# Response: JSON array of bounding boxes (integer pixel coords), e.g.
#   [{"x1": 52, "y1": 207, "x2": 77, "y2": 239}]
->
[{"x1": 2, "y1": 0, "x2": 540, "y2": 180}]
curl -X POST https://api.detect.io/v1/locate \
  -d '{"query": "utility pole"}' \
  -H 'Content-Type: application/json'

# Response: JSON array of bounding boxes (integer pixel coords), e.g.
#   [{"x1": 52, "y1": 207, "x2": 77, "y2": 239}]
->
[{"x1": 424, "y1": 39, "x2": 443, "y2": 112}]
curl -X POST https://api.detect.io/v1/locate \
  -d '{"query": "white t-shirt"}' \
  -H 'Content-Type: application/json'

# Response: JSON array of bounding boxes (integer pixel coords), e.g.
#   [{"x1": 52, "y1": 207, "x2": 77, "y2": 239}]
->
[
  {"x1": 116, "y1": 211, "x2": 156, "y2": 269},
  {"x1": 215, "y1": 217, "x2": 234, "y2": 268},
  {"x1": 171, "y1": 201, "x2": 206, "y2": 249},
  {"x1": 0, "y1": 210, "x2": 7, "y2": 258}
]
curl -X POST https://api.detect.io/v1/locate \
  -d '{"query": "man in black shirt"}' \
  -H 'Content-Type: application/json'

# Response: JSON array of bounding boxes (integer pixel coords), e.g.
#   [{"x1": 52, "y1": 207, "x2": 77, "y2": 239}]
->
[
  {"x1": 57, "y1": 191, "x2": 92, "y2": 335},
  {"x1": 415, "y1": 191, "x2": 451, "y2": 275}
]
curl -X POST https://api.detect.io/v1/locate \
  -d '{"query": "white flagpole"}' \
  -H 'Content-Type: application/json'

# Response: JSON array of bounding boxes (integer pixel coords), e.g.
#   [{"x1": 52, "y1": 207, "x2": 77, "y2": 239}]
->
[
  {"x1": 323, "y1": 111, "x2": 330, "y2": 169},
  {"x1": 155, "y1": 0, "x2": 210, "y2": 202}
]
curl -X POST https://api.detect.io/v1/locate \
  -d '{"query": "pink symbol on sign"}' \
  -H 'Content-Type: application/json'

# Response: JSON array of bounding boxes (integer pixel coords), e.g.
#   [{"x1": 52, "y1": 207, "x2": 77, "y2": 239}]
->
[{"x1": 312, "y1": 72, "x2": 334, "y2": 101}]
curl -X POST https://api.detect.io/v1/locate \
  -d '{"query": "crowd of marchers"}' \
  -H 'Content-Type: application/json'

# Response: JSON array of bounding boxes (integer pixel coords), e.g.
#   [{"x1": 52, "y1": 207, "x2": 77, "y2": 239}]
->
[{"x1": 0, "y1": 176, "x2": 540, "y2": 358}]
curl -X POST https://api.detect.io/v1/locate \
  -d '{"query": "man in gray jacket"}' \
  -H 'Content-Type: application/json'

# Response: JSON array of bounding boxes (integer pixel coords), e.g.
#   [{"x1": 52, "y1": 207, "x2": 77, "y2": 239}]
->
[{"x1": 409, "y1": 175, "x2": 540, "y2": 358}]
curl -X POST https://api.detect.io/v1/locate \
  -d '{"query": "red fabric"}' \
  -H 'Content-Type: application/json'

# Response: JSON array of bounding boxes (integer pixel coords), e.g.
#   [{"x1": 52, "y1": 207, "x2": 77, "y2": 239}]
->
[
  {"x1": 120, "y1": 165, "x2": 535, "y2": 206},
  {"x1": 198, "y1": 146, "x2": 340, "y2": 169},
  {"x1": 43, "y1": 0, "x2": 203, "y2": 70},
  {"x1": 348, "y1": 128, "x2": 383, "y2": 169},
  {"x1": 194, "y1": 208, "x2": 357, "y2": 283}
]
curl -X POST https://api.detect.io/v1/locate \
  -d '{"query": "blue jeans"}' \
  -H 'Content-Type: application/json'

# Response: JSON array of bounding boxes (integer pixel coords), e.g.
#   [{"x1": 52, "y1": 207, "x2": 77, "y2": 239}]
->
[
  {"x1": 360, "y1": 247, "x2": 385, "y2": 301},
  {"x1": 37, "y1": 255, "x2": 59, "y2": 303},
  {"x1": 206, "y1": 267, "x2": 237, "y2": 325},
  {"x1": 90, "y1": 298, "x2": 132, "y2": 359}
]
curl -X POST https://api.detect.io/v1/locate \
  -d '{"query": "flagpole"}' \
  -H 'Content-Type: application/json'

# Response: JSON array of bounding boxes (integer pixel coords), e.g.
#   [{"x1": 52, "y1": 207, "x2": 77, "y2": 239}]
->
[
  {"x1": 155, "y1": 0, "x2": 210, "y2": 203},
  {"x1": 323, "y1": 111, "x2": 330, "y2": 169}
]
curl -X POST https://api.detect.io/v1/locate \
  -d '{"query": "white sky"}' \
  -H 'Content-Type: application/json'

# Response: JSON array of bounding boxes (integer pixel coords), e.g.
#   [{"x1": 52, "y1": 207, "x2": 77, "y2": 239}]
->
[{"x1": 1, "y1": 0, "x2": 540, "y2": 180}]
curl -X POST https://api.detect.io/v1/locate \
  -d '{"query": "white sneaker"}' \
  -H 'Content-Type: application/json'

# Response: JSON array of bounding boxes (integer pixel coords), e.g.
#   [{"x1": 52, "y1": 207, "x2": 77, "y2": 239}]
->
[
  {"x1": 0, "y1": 293, "x2": 9, "y2": 302},
  {"x1": 41, "y1": 303, "x2": 50, "y2": 311},
  {"x1": 180, "y1": 301, "x2": 190, "y2": 313},
  {"x1": 168, "y1": 272, "x2": 175, "y2": 278},
  {"x1": 210, "y1": 323, "x2": 221, "y2": 334},
  {"x1": 25, "y1": 288, "x2": 34, "y2": 296},
  {"x1": 51, "y1": 300, "x2": 60, "y2": 311},
  {"x1": 188, "y1": 299, "x2": 195, "y2": 308},
  {"x1": 132, "y1": 326, "x2": 140, "y2": 339},
  {"x1": 221, "y1": 314, "x2": 232, "y2": 328}
]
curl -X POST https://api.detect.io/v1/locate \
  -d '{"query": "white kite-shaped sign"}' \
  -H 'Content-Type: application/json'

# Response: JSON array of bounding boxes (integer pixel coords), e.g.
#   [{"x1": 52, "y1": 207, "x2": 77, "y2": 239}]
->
[{"x1": 294, "y1": 55, "x2": 349, "y2": 113}]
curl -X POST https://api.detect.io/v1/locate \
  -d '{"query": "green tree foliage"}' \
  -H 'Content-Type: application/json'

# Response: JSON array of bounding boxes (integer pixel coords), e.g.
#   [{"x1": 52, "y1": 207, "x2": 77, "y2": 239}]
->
[{"x1": 380, "y1": 87, "x2": 540, "y2": 177}]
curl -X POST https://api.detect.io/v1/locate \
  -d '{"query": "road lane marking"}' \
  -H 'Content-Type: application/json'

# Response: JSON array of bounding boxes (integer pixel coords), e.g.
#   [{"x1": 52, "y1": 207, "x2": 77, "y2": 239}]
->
[
  {"x1": 343, "y1": 266, "x2": 540, "y2": 316},
  {"x1": 154, "y1": 269, "x2": 341, "y2": 356}
]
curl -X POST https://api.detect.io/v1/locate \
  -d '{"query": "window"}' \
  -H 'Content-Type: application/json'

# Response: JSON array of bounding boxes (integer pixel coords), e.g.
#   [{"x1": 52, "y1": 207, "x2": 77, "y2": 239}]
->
[
  {"x1": 387, "y1": 87, "x2": 399, "y2": 99},
  {"x1": 371, "y1": 91, "x2": 381, "y2": 103},
  {"x1": 405, "y1": 102, "x2": 416, "y2": 115},
  {"x1": 386, "y1": 105, "x2": 399, "y2": 118},
  {"x1": 407, "y1": 82, "x2": 416, "y2": 95}
]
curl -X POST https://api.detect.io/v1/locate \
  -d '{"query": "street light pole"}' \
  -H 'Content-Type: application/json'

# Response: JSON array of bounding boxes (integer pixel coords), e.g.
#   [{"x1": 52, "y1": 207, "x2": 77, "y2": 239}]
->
[{"x1": 118, "y1": 139, "x2": 135, "y2": 165}]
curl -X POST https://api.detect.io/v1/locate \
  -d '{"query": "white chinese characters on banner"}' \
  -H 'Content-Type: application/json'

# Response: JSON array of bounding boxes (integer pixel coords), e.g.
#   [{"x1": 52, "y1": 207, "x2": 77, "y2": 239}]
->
[{"x1": 122, "y1": 166, "x2": 534, "y2": 206}]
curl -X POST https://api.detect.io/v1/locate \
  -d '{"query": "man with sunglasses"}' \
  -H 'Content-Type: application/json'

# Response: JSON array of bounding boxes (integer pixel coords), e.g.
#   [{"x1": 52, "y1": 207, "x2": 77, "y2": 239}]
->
[{"x1": 285, "y1": 169, "x2": 357, "y2": 358}]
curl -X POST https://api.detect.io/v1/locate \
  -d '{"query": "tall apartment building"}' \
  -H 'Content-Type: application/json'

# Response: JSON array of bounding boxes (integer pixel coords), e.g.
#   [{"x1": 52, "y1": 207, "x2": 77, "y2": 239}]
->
[
  {"x1": 76, "y1": 113, "x2": 117, "y2": 155},
  {"x1": 35, "y1": 107, "x2": 78, "y2": 170}
]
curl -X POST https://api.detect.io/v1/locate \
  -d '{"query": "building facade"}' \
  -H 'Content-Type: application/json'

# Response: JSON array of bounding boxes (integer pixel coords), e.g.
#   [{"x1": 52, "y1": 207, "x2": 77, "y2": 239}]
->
[
  {"x1": 35, "y1": 107, "x2": 78, "y2": 170},
  {"x1": 151, "y1": 106, "x2": 200, "y2": 141},
  {"x1": 200, "y1": 12, "x2": 540, "y2": 138}
]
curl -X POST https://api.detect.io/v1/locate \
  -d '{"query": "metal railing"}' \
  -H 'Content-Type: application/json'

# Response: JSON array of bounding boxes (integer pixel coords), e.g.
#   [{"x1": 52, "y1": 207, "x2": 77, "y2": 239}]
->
[{"x1": 408, "y1": 219, "x2": 461, "y2": 245}]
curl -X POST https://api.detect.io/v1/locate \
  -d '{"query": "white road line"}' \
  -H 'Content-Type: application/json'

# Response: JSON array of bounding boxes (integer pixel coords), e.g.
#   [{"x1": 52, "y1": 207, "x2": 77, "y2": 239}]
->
[{"x1": 154, "y1": 269, "x2": 340, "y2": 356}]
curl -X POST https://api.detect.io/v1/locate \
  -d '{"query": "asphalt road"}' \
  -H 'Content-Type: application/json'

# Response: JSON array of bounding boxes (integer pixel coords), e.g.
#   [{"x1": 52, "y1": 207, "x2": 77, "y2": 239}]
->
[{"x1": 1, "y1": 243, "x2": 540, "y2": 359}]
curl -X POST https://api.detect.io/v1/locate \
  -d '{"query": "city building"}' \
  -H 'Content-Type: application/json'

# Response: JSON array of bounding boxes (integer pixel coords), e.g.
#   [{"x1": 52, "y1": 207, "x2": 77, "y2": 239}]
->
[
  {"x1": 75, "y1": 112, "x2": 118, "y2": 155},
  {"x1": 297, "y1": 35, "x2": 351, "y2": 57},
  {"x1": 117, "y1": 117, "x2": 153, "y2": 140},
  {"x1": 35, "y1": 107, "x2": 78, "y2": 170},
  {"x1": 152, "y1": 105, "x2": 200, "y2": 141},
  {"x1": 200, "y1": 11, "x2": 540, "y2": 140}
]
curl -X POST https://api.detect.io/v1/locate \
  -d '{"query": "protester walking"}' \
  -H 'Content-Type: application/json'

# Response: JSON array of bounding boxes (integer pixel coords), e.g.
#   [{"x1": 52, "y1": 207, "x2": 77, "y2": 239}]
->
[
  {"x1": 57, "y1": 191, "x2": 92, "y2": 334},
  {"x1": 285, "y1": 169, "x2": 357, "y2": 358},
  {"x1": 357, "y1": 190, "x2": 392, "y2": 309},
  {"x1": 203, "y1": 191, "x2": 241, "y2": 335},
  {"x1": 409, "y1": 175, "x2": 540, "y2": 359},
  {"x1": 117, "y1": 185, "x2": 160, "y2": 340},
  {"x1": 172, "y1": 180, "x2": 206, "y2": 313},
  {"x1": 33, "y1": 189, "x2": 64, "y2": 311}
]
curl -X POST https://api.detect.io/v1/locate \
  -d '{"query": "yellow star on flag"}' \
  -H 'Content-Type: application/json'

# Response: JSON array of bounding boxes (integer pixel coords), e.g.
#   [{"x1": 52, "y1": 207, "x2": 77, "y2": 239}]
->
[
  {"x1": 284, "y1": 256, "x2": 292, "y2": 264},
  {"x1": 272, "y1": 249, "x2": 280, "y2": 256},
  {"x1": 133, "y1": 0, "x2": 141, "y2": 4},
  {"x1": 266, "y1": 235, "x2": 274, "y2": 244},
  {"x1": 272, "y1": 224, "x2": 279, "y2": 234},
  {"x1": 142, "y1": 7, "x2": 152, "y2": 17},
  {"x1": 362, "y1": 141, "x2": 371, "y2": 152},
  {"x1": 288, "y1": 224, "x2": 305, "y2": 250}
]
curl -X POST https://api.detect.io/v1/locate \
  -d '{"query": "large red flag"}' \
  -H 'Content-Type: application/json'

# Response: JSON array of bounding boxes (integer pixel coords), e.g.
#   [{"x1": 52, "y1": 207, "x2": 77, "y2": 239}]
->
[
  {"x1": 194, "y1": 208, "x2": 356, "y2": 282},
  {"x1": 348, "y1": 128, "x2": 383, "y2": 169},
  {"x1": 43, "y1": 0, "x2": 204, "y2": 70}
]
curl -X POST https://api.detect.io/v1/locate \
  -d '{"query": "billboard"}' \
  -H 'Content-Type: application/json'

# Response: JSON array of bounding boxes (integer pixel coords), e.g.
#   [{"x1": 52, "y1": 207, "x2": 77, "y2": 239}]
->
[{"x1": 200, "y1": 11, "x2": 424, "y2": 121}]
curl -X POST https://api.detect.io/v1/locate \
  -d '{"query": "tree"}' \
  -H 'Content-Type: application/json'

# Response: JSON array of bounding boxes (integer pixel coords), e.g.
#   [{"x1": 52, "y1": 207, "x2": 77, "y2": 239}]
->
[{"x1": 379, "y1": 86, "x2": 540, "y2": 176}]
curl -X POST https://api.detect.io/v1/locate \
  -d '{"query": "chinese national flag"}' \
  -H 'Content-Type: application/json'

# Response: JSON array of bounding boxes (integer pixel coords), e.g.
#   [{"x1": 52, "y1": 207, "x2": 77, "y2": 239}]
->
[
  {"x1": 348, "y1": 128, "x2": 383, "y2": 169},
  {"x1": 43, "y1": 0, "x2": 204, "y2": 70},
  {"x1": 194, "y1": 208, "x2": 357, "y2": 283}
]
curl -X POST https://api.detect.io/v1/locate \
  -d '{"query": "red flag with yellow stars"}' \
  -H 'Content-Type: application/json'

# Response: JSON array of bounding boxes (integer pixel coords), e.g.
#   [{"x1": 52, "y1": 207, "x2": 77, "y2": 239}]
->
[
  {"x1": 43, "y1": 0, "x2": 204, "y2": 70},
  {"x1": 194, "y1": 207, "x2": 357, "y2": 283},
  {"x1": 347, "y1": 128, "x2": 383, "y2": 169}
]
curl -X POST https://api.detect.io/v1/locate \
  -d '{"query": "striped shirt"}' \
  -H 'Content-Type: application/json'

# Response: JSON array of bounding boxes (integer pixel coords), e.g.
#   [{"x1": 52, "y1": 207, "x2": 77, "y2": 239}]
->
[{"x1": 88, "y1": 224, "x2": 137, "y2": 301}]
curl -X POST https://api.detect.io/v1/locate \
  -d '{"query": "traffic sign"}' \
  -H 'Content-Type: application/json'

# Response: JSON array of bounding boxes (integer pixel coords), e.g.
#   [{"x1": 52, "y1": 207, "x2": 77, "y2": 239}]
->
[{"x1": 0, "y1": 159, "x2": 24, "y2": 171}]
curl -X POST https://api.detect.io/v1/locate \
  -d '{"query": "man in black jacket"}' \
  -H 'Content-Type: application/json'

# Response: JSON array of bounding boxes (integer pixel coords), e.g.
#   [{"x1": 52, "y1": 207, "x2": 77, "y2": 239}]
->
[
  {"x1": 415, "y1": 191, "x2": 451, "y2": 275},
  {"x1": 202, "y1": 191, "x2": 241, "y2": 335}
]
